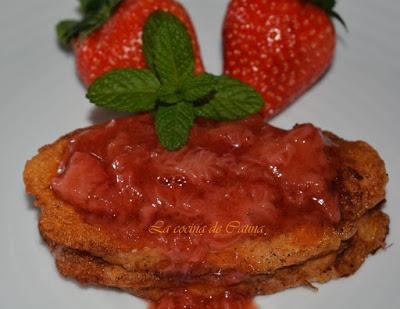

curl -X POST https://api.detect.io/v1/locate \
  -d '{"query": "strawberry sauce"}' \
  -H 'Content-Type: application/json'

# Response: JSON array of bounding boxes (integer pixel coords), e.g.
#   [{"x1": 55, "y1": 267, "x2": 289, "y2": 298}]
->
[
  {"x1": 52, "y1": 114, "x2": 339, "y2": 270},
  {"x1": 51, "y1": 114, "x2": 340, "y2": 308},
  {"x1": 149, "y1": 290, "x2": 256, "y2": 309}
]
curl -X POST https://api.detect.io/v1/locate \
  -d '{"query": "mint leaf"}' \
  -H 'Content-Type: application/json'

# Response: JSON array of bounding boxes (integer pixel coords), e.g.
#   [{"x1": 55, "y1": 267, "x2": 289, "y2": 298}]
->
[
  {"x1": 87, "y1": 69, "x2": 161, "y2": 112},
  {"x1": 157, "y1": 84, "x2": 181, "y2": 105},
  {"x1": 143, "y1": 11, "x2": 194, "y2": 89},
  {"x1": 195, "y1": 76, "x2": 264, "y2": 120},
  {"x1": 180, "y1": 73, "x2": 216, "y2": 102},
  {"x1": 56, "y1": 0, "x2": 122, "y2": 47},
  {"x1": 142, "y1": 12, "x2": 164, "y2": 73},
  {"x1": 155, "y1": 102, "x2": 195, "y2": 151},
  {"x1": 156, "y1": 73, "x2": 216, "y2": 104}
]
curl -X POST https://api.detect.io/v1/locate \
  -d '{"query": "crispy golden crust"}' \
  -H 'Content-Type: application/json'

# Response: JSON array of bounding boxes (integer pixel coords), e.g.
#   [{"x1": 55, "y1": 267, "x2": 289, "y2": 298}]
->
[
  {"x1": 141, "y1": 209, "x2": 389, "y2": 299},
  {"x1": 23, "y1": 124, "x2": 389, "y2": 299},
  {"x1": 325, "y1": 132, "x2": 388, "y2": 222},
  {"x1": 52, "y1": 209, "x2": 389, "y2": 301}
]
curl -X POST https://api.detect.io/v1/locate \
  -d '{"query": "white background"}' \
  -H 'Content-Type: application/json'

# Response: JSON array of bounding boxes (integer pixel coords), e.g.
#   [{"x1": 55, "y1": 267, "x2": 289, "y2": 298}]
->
[{"x1": 0, "y1": 0, "x2": 399, "y2": 308}]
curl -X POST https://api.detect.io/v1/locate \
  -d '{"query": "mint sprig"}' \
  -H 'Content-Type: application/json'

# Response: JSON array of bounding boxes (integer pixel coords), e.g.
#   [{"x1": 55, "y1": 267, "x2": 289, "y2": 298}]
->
[
  {"x1": 57, "y1": 0, "x2": 122, "y2": 47},
  {"x1": 86, "y1": 11, "x2": 264, "y2": 151}
]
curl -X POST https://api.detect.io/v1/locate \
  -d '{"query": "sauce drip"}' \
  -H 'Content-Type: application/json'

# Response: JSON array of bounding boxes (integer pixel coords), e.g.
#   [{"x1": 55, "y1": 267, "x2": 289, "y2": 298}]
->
[{"x1": 149, "y1": 291, "x2": 257, "y2": 309}]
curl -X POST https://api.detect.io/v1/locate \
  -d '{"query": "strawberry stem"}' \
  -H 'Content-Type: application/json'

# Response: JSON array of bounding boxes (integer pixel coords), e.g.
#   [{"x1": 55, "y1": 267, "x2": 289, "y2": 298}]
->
[
  {"x1": 308, "y1": 0, "x2": 348, "y2": 31},
  {"x1": 57, "y1": 0, "x2": 123, "y2": 47}
]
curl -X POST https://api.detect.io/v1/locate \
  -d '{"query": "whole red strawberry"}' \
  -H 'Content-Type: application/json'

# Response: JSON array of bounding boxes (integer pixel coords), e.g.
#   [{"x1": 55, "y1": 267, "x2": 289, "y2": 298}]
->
[
  {"x1": 223, "y1": 0, "x2": 345, "y2": 119},
  {"x1": 57, "y1": 0, "x2": 204, "y2": 86}
]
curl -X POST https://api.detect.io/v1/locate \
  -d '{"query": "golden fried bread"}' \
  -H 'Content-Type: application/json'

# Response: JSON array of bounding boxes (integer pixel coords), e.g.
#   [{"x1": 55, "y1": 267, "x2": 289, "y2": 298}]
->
[
  {"x1": 51, "y1": 209, "x2": 388, "y2": 301},
  {"x1": 24, "y1": 120, "x2": 389, "y2": 304},
  {"x1": 24, "y1": 125, "x2": 387, "y2": 275}
]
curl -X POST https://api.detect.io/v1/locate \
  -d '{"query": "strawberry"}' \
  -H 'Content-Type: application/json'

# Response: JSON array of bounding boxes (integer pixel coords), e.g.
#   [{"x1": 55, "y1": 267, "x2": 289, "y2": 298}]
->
[
  {"x1": 57, "y1": 0, "x2": 204, "y2": 86},
  {"x1": 223, "y1": 0, "x2": 345, "y2": 119}
]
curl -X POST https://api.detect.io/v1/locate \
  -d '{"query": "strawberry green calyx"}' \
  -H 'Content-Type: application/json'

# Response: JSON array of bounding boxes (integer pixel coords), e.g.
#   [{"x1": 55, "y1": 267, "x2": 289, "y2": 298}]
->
[
  {"x1": 57, "y1": 0, "x2": 123, "y2": 47},
  {"x1": 309, "y1": 0, "x2": 347, "y2": 30}
]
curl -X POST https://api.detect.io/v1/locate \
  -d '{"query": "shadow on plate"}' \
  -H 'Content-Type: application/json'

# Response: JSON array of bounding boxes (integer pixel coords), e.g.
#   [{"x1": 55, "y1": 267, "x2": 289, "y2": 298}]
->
[{"x1": 88, "y1": 107, "x2": 132, "y2": 124}]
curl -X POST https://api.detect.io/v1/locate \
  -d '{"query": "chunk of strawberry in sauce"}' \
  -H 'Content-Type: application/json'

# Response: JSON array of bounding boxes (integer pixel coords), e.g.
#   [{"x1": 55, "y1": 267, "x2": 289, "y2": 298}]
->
[
  {"x1": 51, "y1": 152, "x2": 109, "y2": 207},
  {"x1": 149, "y1": 291, "x2": 256, "y2": 309}
]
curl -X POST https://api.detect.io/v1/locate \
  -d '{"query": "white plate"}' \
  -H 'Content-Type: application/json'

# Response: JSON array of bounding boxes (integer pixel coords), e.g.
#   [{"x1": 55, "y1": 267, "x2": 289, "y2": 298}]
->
[{"x1": 1, "y1": 0, "x2": 399, "y2": 308}]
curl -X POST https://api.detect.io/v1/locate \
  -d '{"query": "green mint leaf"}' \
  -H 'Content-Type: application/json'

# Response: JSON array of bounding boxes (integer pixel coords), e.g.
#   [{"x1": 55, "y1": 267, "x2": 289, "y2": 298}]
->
[
  {"x1": 142, "y1": 12, "x2": 163, "y2": 73},
  {"x1": 155, "y1": 102, "x2": 195, "y2": 151},
  {"x1": 195, "y1": 76, "x2": 264, "y2": 121},
  {"x1": 180, "y1": 73, "x2": 216, "y2": 102},
  {"x1": 56, "y1": 0, "x2": 122, "y2": 47},
  {"x1": 87, "y1": 69, "x2": 161, "y2": 112},
  {"x1": 157, "y1": 84, "x2": 181, "y2": 105},
  {"x1": 143, "y1": 11, "x2": 194, "y2": 89}
]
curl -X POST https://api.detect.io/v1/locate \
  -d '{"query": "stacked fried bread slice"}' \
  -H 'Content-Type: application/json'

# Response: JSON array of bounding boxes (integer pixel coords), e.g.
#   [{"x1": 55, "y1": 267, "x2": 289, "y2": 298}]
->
[{"x1": 24, "y1": 127, "x2": 389, "y2": 301}]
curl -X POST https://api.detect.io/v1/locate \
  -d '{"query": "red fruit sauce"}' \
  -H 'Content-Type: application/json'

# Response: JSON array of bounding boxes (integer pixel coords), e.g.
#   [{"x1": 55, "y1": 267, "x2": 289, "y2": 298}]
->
[
  {"x1": 51, "y1": 114, "x2": 339, "y2": 308},
  {"x1": 149, "y1": 290, "x2": 256, "y2": 309}
]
